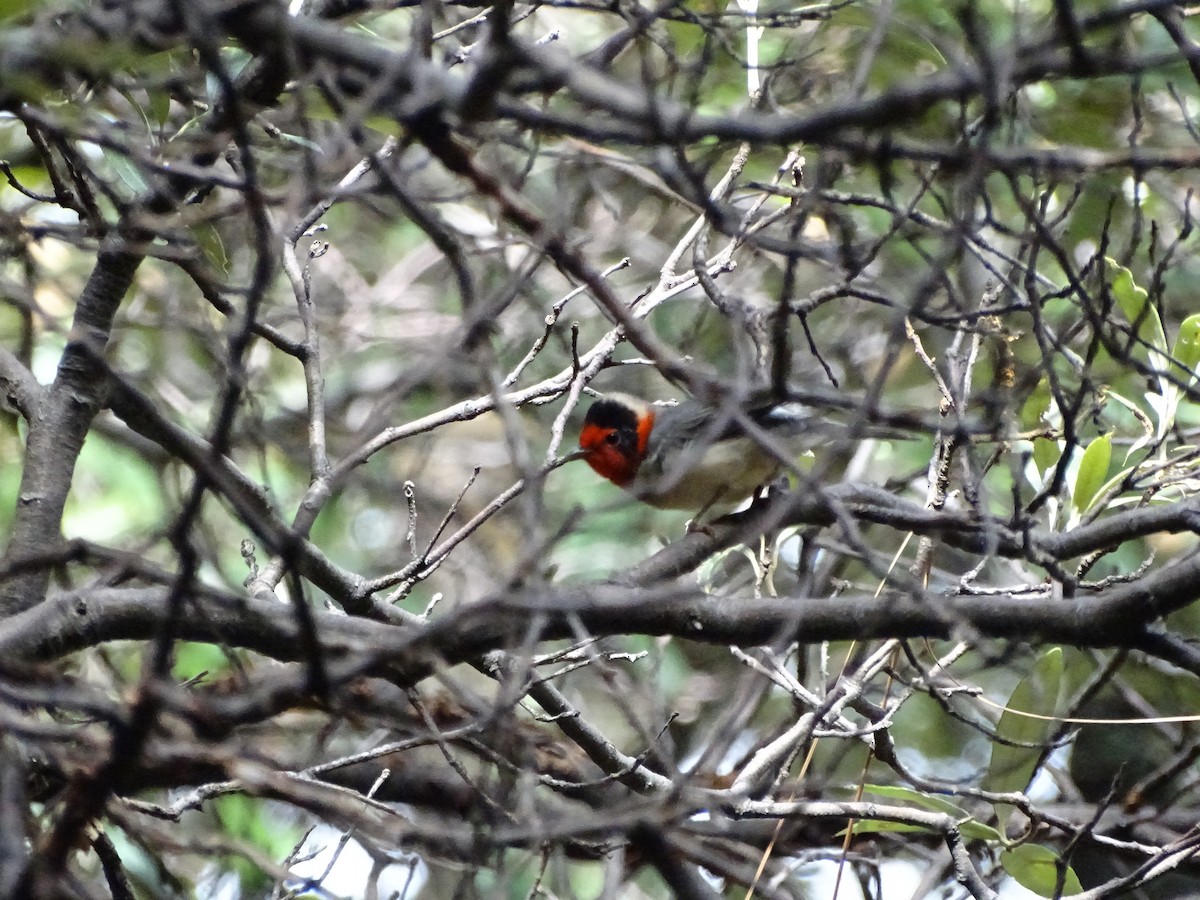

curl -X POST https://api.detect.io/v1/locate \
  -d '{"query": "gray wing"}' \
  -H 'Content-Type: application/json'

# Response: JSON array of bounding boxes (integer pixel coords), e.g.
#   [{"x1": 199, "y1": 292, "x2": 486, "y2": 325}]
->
[
  {"x1": 642, "y1": 397, "x2": 813, "y2": 475},
  {"x1": 644, "y1": 396, "x2": 898, "y2": 478}
]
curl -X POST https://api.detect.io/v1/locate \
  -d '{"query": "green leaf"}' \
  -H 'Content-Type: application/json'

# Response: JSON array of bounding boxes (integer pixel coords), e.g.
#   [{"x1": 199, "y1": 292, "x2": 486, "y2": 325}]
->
[
  {"x1": 101, "y1": 147, "x2": 149, "y2": 196},
  {"x1": 1020, "y1": 378, "x2": 1052, "y2": 431},
  {"x1": 859, "y1": 786, "x2": 1004, "y2": 842},
  {"x1": 215, "y1": 794, "x2": 301, "y2": 892},
  {"x1": 1071, "y1": 433, "x2": 1111, "y2": 514},
  {"x1": 1172, "y1": 314, "x2": 1200, "y2": 380},
  {"x1": 958, "y1": 820, "x2": 1007, "y2": 842},
  {"x1": 1000, "y1": 844, "x2": 1084, "y2": 896},
  {"x1": 215, "y1": 794, "x2": 254, "y2": 836},
  {"x1": 845, "y1": 817, "x2": 1001, "y2": 842},
  {"x1": 148, "y1": 88, "x2": 172, "y2": 131},
  {"x1": 1108, "y1": 257, "x2": 1167, "y2": 354},
  {"x1": 192, "y1": 223, "x2": 229, "y2": 274},
  {"x1": 986, "y1": 648, "x2": 1063, "y2": 798},
  {"x1": 1104, "y1": 388, "x2": 1156, "y2": 459},
  {"x1": 845, "y1": 820, "x2": 934, "y2": 836},
  {"x1": 1032, "y1": 437, "x2": 1060, "y2": 477},
  {"x1": 1109, "y1": 260, "x2": 1147, "y2": 321},
  {"x1": 862, "y1": 784, "x2": 967, "y2": 817},
  {"x1": 1021, "y1": 379, "x2": 1062, "y2": 478},
  {"x1": 171, "y1": 642, "x2": 230, "y2": 684}
]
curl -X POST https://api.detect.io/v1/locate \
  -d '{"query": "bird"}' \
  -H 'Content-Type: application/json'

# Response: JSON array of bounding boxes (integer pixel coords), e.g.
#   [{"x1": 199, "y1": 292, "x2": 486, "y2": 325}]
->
[{"x1": 578, "y1": 391, "x2": 821, "y2": 511}]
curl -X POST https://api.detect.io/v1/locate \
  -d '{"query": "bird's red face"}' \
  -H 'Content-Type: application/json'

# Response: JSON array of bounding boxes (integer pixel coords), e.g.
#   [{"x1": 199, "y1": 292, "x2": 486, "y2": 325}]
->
[{"x1": 579, "y1": 399, "x2": 655, "y2": 487}]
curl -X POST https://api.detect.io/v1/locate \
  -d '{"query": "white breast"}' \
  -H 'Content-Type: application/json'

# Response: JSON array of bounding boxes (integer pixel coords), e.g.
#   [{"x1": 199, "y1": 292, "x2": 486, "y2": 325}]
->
[{"x1": 628, "y1": 437, "x2": 782, "y2": 510}]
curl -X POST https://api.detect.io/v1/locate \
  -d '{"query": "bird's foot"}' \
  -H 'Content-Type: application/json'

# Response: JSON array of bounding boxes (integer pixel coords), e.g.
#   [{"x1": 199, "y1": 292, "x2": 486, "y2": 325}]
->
[{"x1": 684, "y1": 518, "x2": 717, "y2": 537}]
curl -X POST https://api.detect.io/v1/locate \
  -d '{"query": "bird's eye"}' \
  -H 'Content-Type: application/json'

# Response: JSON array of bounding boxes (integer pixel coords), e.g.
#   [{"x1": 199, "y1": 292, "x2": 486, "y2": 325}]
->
[{"x1": 605, "y1": 432, "x2": 620, "y2": 445}]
